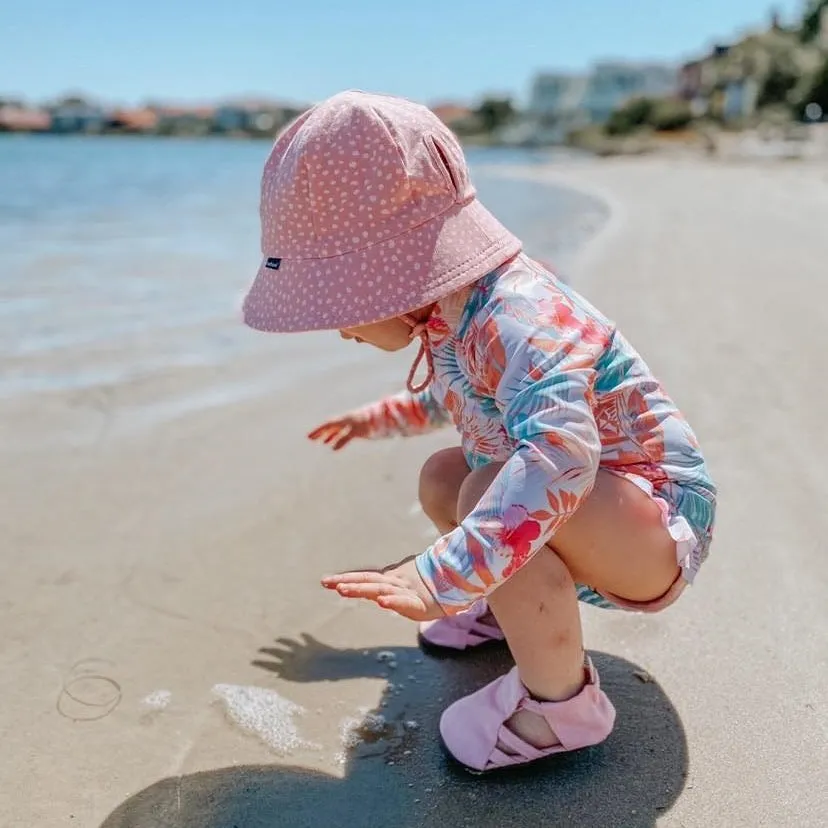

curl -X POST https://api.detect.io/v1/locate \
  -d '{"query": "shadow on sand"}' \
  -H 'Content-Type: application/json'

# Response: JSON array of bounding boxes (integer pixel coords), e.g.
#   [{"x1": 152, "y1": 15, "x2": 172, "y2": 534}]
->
[{"x1": 101, "y1": 636, "x2": 687, "y2": 828}]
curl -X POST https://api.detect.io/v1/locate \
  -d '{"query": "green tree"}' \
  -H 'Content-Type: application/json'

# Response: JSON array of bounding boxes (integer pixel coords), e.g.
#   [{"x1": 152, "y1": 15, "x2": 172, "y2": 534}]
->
[
  {"x1": 474, "y1": 97, "x2": 515, "y2": 133},
  {"x1": 797, "y1": 54, "x2": 828, "y2": 116},
  {"x1": 605, "y1": 96, "x2": 694, "y2": 136},
  {"x1": 800, "y1": 0, "x2": 828, "y2": 42},
  {"x1": 605, "y1": 98, "x2": 655, "y2": 136},
  {"x1": 650, "y1": 98, "x2": 694, "y2": 131},
  {"x1": 757, "y1": 64, "x2": 800, "y2": 107}
]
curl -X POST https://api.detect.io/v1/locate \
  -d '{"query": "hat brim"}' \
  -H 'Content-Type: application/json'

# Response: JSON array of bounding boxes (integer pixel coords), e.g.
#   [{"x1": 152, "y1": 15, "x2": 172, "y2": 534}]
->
[{"x1": 242, "y1": 198, "x2": 521, "y2": 333}]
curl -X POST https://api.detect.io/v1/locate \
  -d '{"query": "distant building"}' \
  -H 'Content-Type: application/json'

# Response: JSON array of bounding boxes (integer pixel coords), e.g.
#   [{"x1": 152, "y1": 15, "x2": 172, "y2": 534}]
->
[
  {"x1": 678, "y1": 60, "x2": 705, "y2": 101},
  {"x1": 529, "y1": 73, "x2": 590, "y2": 142},
  {"x1": 429, "y1": 103, "x2": 480, "y2": 134},
  {"x1": 528, "y1": 61, "x2": 677, "y2": 141},
  {"x1": 48, "y1": 101, "x2": 106, "y2": 133},
  {"x1": 107, "y1": 108, "x2": 159, "y2": 133},
  {"x1": 582, "y1": 62, "x2": 678, "y2": 123},
  {"x1": 430, "y1": 103, "x2": 472, "y2": 124},
  {"x1": 722, "y1": 78, "x2": 761, "y2": 122},
  {"x1": 152, "y1": 106, "x2": 215, "y2": 136},
  {"x1": 678, "y1": 56, "x2": 724, "y2": 117},
  {"x1": 530, "y1": 74, "x2": 588, "y2": 117},
  {"x1": 213, "y1": 100, "x2": 305, "y2": 136},
  {"x1": 0, "y1": 105, "x2": 51, "y2": 132}
]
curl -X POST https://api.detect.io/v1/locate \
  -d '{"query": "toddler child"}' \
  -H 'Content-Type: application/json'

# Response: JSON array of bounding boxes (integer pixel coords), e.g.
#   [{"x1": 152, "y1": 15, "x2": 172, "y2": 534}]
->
[{"x1": 242, "y1": 90, "x2": 716, "y2": 773}]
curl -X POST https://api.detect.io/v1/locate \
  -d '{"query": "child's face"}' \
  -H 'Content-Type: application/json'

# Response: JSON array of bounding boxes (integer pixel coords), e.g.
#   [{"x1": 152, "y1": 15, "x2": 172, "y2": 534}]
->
[{"x1": 339, "y1": 317, "x2": 413, "y2": 352}]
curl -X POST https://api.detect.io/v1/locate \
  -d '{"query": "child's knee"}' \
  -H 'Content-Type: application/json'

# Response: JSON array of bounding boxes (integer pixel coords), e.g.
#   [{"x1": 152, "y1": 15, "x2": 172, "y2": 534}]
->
[{"x1": 418, "y1": 448, "x2": 470, "y2": 522}]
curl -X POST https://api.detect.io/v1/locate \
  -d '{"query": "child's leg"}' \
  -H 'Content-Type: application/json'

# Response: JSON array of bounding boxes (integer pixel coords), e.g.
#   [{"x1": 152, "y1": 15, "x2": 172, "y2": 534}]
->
[
  {"x1": 456, "y1": 466, "x2": 584, "y2": 749},
  {"x1": 451, "y1": 460, "x2": 682, "y2": 749},
  {"x1": 418, "y1": 448, "x2": 580, "y2": 746}
]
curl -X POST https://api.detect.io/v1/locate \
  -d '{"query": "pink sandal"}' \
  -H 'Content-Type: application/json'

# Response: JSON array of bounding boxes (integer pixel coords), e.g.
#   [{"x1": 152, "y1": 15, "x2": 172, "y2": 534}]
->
[
  {"x1": 418, "y1": 600, "x2": 505, "y2": 651},
  {"x1": 439, "y1": 657, "x2": 616, "y2": 773}
]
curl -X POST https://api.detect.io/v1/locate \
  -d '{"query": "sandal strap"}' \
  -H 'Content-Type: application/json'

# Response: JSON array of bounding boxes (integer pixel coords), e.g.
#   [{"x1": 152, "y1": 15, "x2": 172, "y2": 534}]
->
[
  {"x1": 463, "y1": 618, "x2": 505, "y2": 645},
  {"x1": 492, "y1": 725, "x2": 549, "y2": 764},
  {"x1": 515, "y1": 658, "x2": 609, "y2": 752}
]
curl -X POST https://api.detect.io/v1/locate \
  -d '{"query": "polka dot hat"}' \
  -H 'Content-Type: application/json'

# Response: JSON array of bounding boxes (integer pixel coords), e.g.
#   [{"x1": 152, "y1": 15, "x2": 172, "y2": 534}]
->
[{"x1": 242, "y1": 90, "x2": 522, "y2": 334}]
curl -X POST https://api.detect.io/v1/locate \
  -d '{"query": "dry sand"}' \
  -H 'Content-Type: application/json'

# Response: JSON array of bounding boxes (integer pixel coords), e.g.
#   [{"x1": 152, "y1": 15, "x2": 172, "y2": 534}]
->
[{"x1": 1, "y1": 156, "x2": 827, "y2": 827}]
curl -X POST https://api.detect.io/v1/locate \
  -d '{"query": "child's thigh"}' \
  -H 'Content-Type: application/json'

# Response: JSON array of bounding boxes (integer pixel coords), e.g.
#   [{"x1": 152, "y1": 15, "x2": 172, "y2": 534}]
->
[{"x1": 552, "y1": 471, "x2": 680, "y2": 603}]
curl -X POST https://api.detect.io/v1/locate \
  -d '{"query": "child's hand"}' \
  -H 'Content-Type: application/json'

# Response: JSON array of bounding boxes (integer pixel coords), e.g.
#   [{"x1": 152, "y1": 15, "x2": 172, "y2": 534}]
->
[
  {"x1": 308, "y1": 415, "x2": 370, "y2": 451},
  {"x1": 321, "y1": 558, "x2": 443, "y2": 621}
]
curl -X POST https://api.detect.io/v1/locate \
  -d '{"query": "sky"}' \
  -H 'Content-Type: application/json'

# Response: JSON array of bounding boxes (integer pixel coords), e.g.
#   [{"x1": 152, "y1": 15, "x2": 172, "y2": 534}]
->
[{"x1": 2, "y1": 0, "x2": 807, "y2": 107}]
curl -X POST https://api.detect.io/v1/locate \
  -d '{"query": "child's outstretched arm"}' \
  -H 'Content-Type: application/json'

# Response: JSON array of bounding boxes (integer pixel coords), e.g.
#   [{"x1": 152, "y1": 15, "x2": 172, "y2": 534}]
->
[
  {"x1": 414, "y1": 294, "x2": 608, "y2": 613},
  {"x1": 309, "y1": 386, "x2": 451, "y2": 450}
]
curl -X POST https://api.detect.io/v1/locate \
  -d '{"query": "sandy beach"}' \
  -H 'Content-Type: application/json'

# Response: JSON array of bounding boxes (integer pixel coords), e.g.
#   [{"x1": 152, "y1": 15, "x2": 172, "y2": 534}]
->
[{"x1": 2, "y1": 154, "x2": 827, "y2": 827}]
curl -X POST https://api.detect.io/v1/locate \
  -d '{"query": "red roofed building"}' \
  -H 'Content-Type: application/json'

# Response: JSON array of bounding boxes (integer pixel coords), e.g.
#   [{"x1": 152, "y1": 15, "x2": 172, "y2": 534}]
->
[
  {"x1": 108, "y1": 108, "x2": 159, "y2": 133},
  {"x1": 0, "y1": 106, "x2": 51, "y2": 132},
  {"x1": 429, "y1": 103, "x2": 480, "y2": 135}
]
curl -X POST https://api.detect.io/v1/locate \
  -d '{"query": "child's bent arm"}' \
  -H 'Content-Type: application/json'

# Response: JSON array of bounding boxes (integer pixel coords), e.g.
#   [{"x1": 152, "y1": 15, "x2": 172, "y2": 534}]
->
[
  {"x1": 351, "y1": 387, "x2": 451, "y2": 439},
  {"x1": 415, "y1": 294, "x2": 607, "y2": 612}
]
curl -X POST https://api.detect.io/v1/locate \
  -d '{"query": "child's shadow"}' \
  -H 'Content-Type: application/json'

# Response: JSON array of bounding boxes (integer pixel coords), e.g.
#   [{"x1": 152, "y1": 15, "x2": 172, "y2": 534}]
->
[
  {"x1": 101, "y1": 636, "x2": 688, "y2": 828},
  {"x1": 253, "y1": 632, "x2": 399, "y2": 682}
]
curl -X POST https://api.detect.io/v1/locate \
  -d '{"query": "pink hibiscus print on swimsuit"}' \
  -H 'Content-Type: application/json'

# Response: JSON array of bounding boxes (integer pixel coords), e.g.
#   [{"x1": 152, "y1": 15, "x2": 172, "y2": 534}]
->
[{"x1": 499, "y1": 505, "x2": 542, "y2": 579}]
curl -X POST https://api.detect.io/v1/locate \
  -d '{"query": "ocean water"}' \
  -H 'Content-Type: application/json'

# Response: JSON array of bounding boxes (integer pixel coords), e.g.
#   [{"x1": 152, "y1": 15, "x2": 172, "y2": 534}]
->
[{"x1": 0, "y1": 135, "x2": 608, "y2": 402}]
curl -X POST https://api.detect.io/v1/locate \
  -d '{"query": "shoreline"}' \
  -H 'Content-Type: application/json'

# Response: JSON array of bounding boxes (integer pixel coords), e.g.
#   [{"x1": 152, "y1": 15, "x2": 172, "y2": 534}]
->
[
  {"x1": 478, "y1": 161, "x2": 624, "y2": 286},
  {"x1": 2, "y1": 153, "x2": 604, "y2": 451}
]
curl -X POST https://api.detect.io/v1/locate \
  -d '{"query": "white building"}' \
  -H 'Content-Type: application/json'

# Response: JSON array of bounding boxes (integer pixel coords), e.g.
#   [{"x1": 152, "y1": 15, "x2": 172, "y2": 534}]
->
[
  {"x1": 582, "y1": 62, "x2": 677, "y2": 123},
  {"x1": 722, "y1": 78, "x2": 761, "y2": 123},
  {"x1": 528, "y1": 73, "x2": 591, "y2": 142},
  {"x1": 530, "y1": 73, "x2": 590, "y2": 119},
  {"x1": 529, "y1": 61, "x2": 678, "y2": 139}
]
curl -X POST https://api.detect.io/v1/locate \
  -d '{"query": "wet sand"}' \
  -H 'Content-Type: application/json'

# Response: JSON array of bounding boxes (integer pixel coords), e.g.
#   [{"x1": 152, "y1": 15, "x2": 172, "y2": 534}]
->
[{"x1": 2, "y1": 156, "x2": 828, "y2": 827}]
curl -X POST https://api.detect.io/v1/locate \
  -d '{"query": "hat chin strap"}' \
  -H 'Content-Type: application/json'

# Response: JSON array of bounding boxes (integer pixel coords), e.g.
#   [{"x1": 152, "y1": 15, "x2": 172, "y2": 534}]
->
[{"x1": 402, "y1": 315, "x2": 435, "y2": 394}]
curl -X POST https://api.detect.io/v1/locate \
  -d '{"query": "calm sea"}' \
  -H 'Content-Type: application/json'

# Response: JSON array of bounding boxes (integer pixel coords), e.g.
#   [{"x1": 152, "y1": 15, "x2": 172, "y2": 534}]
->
[{"x1": 0, "y1": 135, "x2": 607, "y2": 401}]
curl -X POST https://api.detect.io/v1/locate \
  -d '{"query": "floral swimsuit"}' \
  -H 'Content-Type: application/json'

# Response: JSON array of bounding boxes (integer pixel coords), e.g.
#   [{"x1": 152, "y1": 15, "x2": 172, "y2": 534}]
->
[{"x1": 353, "y1": 254, "x2": 717, "y2": 613}]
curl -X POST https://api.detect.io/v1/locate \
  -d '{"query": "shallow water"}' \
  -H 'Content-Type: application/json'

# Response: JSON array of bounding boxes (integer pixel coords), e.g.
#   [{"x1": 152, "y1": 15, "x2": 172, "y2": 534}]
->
[{"x1": 0, "y1": 136, "x2": 608, "y2": 405}]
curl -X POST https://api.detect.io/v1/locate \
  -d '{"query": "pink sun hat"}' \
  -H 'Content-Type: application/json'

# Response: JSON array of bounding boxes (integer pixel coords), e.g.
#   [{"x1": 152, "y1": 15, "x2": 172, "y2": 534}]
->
[{"x1": 242, "y1": 90, "x2": 522, "y2": 333}]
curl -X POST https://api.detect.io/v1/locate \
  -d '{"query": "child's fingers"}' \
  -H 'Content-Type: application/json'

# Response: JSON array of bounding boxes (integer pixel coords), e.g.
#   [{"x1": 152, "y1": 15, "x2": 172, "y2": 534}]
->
[
  {"x1": 330, "y1": 429, "x2": 354, "y2": 451},
  {"x1": 334, "y1": 582, "x2": 401, "y2": 600},
  {"x1": 320, "y1": 572, "x2": 425, "y2": 620},
  {"x1": 319, "y1": 425, "x2": 344, "y2": 442},
  {"x1": 309, "y1": 418, "x2": 366, "y2": 450},
  {"x1": 322, "y1": 571, "x2": 407, "y2": 588},
  {"x1": 322, "y1": 571, "x2": 385, "y2": 584},
  {"x1": 308, "y1": 420, "x2": 346, "y2": 440}
]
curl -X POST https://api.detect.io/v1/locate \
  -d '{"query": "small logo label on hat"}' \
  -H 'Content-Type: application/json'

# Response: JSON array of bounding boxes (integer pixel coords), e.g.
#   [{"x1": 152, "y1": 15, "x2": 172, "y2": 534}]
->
[{"x1": 265, "y1": 257, "x2": 282, "y2": 270}]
